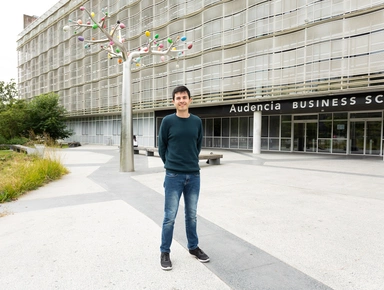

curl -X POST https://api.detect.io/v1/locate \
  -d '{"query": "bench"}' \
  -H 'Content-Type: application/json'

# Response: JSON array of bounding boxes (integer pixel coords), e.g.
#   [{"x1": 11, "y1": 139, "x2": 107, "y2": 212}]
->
[
  {"x1": 134, "y1": 146, "x2": 223, "y2": 165},
  {"x1": 199, "y1": 153, "x2": 223, "y2": 165},
  {"x1": 10, "y1": 145, "x2": 29, "y2": 154},
  {"x1": 134, "y1": 146, "x2": 157, "y2": 156},
  {"x1": 10, "y1": 144, "x2": 45, "y2": 157}
]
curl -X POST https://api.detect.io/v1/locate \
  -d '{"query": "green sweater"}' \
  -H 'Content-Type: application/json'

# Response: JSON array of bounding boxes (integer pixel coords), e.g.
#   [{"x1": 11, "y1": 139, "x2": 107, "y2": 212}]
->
[{"x1": 158, "y1": 113, "x2": 203, "y2": 173}]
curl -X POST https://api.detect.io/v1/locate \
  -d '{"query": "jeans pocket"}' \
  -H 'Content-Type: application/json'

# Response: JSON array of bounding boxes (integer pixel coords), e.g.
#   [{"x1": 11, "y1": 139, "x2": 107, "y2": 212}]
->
[{"x1": 166, "y1": 172, "x2": 178, "y2": 178}]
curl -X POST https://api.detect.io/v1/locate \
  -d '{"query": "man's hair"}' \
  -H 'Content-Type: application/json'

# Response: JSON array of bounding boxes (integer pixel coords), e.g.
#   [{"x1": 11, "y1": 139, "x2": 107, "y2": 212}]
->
[{"x1": 172, "y1": 85, "x2": 191, "y2": 100}]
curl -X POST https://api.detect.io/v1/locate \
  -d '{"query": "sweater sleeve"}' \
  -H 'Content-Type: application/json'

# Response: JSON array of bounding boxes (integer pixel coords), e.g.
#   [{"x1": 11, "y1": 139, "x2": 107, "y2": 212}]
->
[
  {"x1": 158, "y1": 117, "x2": 168, "y2": 164},
  {"x1": 197, "y1": 118, "x2": 203, "y2": 153}
]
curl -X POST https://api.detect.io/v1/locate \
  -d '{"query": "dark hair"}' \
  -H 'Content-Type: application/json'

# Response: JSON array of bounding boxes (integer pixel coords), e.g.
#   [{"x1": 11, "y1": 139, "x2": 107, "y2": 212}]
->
[{"x1": 172, "y1": 85, "x2": 191, "y2": 100}]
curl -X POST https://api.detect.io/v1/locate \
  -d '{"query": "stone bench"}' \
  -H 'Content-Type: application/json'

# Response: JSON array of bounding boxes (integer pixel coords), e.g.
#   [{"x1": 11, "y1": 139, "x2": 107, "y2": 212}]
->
[
  {"x1": 199, "y1": 153, "x2": 223, "y2": 165},
  {"x1": 134, "y1": 146, "x2": 223, "y2": 165},
  {"x1": 10, "y1": 144, "x2": 45, "y2": 157}
]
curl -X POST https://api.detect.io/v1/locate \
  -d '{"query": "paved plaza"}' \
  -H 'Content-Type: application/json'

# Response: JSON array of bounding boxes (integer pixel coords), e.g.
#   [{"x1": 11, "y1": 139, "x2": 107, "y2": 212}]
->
[{"x1": 1, "y1": 145, "x2": 383, "y2": 290}]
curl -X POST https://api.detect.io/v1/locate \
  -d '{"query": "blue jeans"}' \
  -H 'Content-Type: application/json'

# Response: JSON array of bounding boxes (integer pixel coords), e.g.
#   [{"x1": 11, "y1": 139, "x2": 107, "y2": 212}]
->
[{"x1": 160, "y1": 171, "x2": 200, "y2": 253}]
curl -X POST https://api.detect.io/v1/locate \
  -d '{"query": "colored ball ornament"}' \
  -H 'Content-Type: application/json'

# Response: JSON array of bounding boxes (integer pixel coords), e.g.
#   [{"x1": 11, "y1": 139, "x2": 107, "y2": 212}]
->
[
  {"x1": 160, "y1": 56, "x2": 165, "y2": 62},
  {"x1": 109, "y1": 41, "x2": 114, "y2": 46},
  {"x1": 143, "y1": 47, "x2": 149, "y2": 52},
  {"x1": 92, "y1": 24, "x2": 98, "y2": 29},
  {"x1": 172, "y1": 47, "x2": 176, "y2": 51},
  {"x1": 77, "y1": 19, "x2": 83, "y2": 25},
  {"x1": 80, "y1": 6, "x2": 85, "y2": 11},
  {"x1": 118, "y1": 59, "x2": 123, "y2": 64},
  {"x1": 188, "y1": 43, "x2": 193, "y2": 49},
  {"x1": 167, "y1": 38, "x2": 173, "y2": 44},
  {"x1": 63, "y1": 25, "x2": 70, "y2": 32},
  {"x1": 119, "y1": 23, "x2": 126, "y2": 29},
  {"x1": 159, "y1": 43, "x2": 164, "y2": 49},
  {"x1": 116, "y1": 48, "x2": 121, "y2": 53},
  {"x1": 145, "y1": 31, "x2": 150, "y2": 37},
  {"x1": 155, "y1": 34, "x2": 159, "y2": 39},
  {"x1": 87, "y1": 21, "x2": 91, "y2": 25},
  {"x1": 181, "y1": 36, "x2": 187, "y2": 41},
  {"x1": 78, "y1": 36, "x2": 85, "y2": 41},
  {"x1": 136, "y1": 63, "x2": 140, "y2": 67},
  {"x1": 91, "y1": 12, "x2": 95, "y2": 18}
]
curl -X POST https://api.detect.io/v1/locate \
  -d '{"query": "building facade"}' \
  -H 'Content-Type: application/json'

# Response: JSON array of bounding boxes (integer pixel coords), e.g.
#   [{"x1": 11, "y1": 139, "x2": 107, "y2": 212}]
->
[{"x1": 17, "y1": 0, "x2": 384, "y2": 156}]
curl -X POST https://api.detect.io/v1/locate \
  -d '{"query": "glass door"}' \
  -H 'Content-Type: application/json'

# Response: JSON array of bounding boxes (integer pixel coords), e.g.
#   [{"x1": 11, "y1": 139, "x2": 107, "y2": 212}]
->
[
  {"x1": 366, "y1": 121, "x2": 381, "y2": 155},
  {"x1": 350, "y1": 121, "x2": 381, "y2": 155},
  {"x1": 350, "y1": 121, "x2": 364, "y2": 154},
  {"x1": 294, "y1": 122, "x2": 317, "y2": 152}
]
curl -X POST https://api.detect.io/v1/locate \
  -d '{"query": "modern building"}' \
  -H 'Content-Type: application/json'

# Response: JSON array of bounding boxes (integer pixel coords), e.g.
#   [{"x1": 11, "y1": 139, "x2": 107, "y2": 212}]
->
[{"x1": 17, "y1": 0, "x2": 384, "y2": 156}]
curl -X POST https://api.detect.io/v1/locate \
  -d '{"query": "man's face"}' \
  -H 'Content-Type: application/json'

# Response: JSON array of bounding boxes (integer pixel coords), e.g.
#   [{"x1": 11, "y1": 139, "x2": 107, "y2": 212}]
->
[{"x1": 172, "y1": 91, "x2": 192, "y2": 112}]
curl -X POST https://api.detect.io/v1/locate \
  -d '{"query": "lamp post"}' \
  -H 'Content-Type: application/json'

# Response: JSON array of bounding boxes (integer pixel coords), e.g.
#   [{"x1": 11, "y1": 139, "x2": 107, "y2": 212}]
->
[{"x1": 63, "y1": 6, "x2": 193, "y2": 172}]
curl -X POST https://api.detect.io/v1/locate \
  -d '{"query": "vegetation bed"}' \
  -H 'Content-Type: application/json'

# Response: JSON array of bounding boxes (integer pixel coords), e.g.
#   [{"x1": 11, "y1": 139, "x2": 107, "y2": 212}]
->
[{"x1": 0, "y1": 150, "x2": 68, "y2": 203}]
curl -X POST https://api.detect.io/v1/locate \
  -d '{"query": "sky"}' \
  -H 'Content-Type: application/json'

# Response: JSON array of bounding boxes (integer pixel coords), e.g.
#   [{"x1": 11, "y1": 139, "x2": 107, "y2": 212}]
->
[{"x1": 0, "y1": 1, "x2": 57, "y2": 83}]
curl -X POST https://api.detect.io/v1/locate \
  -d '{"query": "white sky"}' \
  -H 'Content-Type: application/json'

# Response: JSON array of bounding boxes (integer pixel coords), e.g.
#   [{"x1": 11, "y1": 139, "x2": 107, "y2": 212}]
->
[{"x1": 0, "y1": 1, "x2": 57, "y2": 83}]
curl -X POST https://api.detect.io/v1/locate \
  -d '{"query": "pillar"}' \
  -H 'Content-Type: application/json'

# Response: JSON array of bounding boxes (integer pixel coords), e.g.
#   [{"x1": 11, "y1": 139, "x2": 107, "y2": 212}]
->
[{"x1": 253, "y1": 111, "x2": 262, "y2": 154}]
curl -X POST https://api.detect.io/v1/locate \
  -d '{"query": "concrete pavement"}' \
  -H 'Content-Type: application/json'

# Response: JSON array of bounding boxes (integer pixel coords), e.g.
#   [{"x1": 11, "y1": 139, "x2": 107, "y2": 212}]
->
[{"x1": 1, "y1": 145, "x2": 384, "y2": 290}]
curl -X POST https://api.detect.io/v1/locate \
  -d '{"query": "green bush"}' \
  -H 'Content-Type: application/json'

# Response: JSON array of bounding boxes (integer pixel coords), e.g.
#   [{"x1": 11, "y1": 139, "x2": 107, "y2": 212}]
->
[{"x1": 0, "y1": 152, "x2": 68, "y2": 203}]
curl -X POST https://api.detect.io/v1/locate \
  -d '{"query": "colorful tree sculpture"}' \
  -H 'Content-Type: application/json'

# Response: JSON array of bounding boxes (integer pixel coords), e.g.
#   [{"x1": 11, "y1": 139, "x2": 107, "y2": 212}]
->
[{"x1": 63, "y1": 6, "x2": 193, "y2": 172}]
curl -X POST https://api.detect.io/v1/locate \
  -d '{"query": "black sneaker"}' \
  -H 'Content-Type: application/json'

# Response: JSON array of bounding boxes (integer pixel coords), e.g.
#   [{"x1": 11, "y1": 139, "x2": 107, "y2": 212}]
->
[
  {"x1": 189, "y1": 247, "x2": 210, "y2": 263},
  {"x1": 160, "y1": 252, "x2": 172, "y2": 270}
]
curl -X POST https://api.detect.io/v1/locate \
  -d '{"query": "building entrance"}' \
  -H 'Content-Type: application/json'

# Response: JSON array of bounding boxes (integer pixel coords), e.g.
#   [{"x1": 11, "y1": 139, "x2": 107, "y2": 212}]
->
[
  {"x1": 350, "y1": 120, "x2": 381, "y2": 155},
  {"x1": 293, "y1": 122, "x2": 317, "y2": 152}
]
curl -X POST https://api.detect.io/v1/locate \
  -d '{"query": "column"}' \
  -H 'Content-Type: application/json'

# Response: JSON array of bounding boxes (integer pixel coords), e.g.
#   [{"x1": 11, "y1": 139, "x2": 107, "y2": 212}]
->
[{"x1": 253, "y1": 111, "x2": 262, "y2": 154}]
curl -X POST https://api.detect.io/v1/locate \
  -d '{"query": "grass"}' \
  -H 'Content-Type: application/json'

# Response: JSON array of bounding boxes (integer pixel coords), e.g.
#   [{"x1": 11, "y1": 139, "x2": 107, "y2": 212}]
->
[{"x1": 0, "y1": 150, "x2": 69, "y2": 203}]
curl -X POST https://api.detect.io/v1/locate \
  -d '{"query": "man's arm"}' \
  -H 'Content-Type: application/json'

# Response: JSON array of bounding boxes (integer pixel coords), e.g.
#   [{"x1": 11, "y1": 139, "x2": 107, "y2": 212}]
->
[
  {"x1": 158, "y1": 119, "x2": 168, "y2": 164},
  {"x1": 197, "y1": 119, "x2": 203, "y2": 153}
]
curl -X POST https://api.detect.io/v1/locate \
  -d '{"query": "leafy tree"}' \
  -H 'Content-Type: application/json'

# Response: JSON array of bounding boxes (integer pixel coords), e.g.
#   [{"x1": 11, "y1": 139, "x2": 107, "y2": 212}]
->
[
  {"x1": 25, "y1": 93, "x2": 73, "y2": 140},
  {"x1": 0, "y1": 100, "x2": 28, "y2": 139},
  {"x1": 0, "y1": 79, "x2": 18, "y2": 111}
]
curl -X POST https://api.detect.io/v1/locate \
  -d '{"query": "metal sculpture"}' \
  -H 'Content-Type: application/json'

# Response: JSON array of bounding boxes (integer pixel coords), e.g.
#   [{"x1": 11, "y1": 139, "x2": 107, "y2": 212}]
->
[{"x1": 63, "y1": 6, "x2": 193, "y2": 172}]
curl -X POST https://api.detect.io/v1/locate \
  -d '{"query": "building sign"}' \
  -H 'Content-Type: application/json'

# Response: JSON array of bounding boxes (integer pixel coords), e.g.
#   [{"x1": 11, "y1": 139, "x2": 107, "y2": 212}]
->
[
  {"x1": 229, "y1": 93, "x2": 384, "y2": 115},
  {"x1": 156, "y1": 92, "x2": 384, "y2": 119}
]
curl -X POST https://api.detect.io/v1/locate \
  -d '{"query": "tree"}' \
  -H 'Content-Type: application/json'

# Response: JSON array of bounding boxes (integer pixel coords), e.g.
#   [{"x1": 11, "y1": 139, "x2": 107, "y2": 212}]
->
[
  {"x1": 25, "y1": 93, "x2": 73, "y2": 140},
  {"x1": 0, "y1": 100, "x2": 28, "y2": 139},
  {"x1": 0, "y1": 79, "x2": 18, "y2": 111}
]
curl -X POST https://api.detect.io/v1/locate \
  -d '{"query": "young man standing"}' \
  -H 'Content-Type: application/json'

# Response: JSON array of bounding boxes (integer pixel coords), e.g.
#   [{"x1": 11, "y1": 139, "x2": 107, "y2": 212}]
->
[{"x1": 158, "y1": 85, "x2": 210, "y2": 271}]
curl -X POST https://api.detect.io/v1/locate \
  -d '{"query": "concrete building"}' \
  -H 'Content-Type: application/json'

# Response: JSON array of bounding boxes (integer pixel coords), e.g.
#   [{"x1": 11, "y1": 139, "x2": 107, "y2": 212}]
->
[{"x1": 17, "y1": 0, "x2": 384, "y2": 156}]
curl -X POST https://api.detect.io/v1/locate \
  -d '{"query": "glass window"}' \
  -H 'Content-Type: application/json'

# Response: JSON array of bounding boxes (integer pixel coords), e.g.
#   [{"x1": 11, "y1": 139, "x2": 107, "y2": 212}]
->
[
  {"x1": 319, "y1": 113, "x2": 332, "y2": 121},
  {"x1": 333, "y1": 139, "x2": 347, "y2": 153},
  {"x1": 222, "y1": 118, "x2": 229, "y2": 137},
  {"x1": 294, "y1": 114, "x2": 318, "y2": 120},
  {"x1": 214, "y1": 119, "x2": 221, "y2": 136},
  {"x1": 249, "y1": 117, "x2": 254, "y2": 137},
  {"x1": 281, "y1": 139, "x2": 291, "y2": 151},
  {"x1": 262, "y1": 116, "x2": 268, "y2": 137},
  {"x1": 333, "y1": 112, "x2": 348, "y2": 120},
  {"x1": 318, "y1": 139, "x2": 331, "y2": 153},
  {"x1": 206, "y1": 119, "x2": 213, "y2": 136},
  {"x1": 239, "y1": 117, "x2": 248, "y2": 137},
  {"x1": 269, "y1": 116, "x2": 280, "y2": 137},
  {"x1": 281, "y1": 116, "x2": 291, "y2": 138},
  {"x1": 231, "y1": 118, "x2": 239, "y2": 137},
  {"x1": 333, "y1": 121, "x2": 347, "y2": 138},
  {"x1": 319, "y1": 121, "x2": 332, "y2": 138},
  {"x1": 350, "y1": 112, "x2": 382, "y2": 119},
  {"x1": 269, "y1": 139, "x2": 279, "y2": 150}
]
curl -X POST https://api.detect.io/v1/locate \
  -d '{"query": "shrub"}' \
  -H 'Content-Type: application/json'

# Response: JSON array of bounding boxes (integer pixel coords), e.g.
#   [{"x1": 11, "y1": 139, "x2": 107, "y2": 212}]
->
[{"x1": 0, "y1": 152, "x2": 69, "y2": 203}]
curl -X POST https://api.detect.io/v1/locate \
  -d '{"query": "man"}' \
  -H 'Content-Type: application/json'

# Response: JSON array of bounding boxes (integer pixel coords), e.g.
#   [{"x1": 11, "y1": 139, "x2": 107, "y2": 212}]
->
[{"x1": 158, "y1": 85, "x2": 210, "y2": 271}]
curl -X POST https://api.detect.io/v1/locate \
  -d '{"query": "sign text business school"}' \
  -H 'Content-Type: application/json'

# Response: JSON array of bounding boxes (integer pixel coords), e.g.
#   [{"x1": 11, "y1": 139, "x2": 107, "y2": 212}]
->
[{"x1": 229, "y1": 94, "x2": 384, "y2": 114}]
